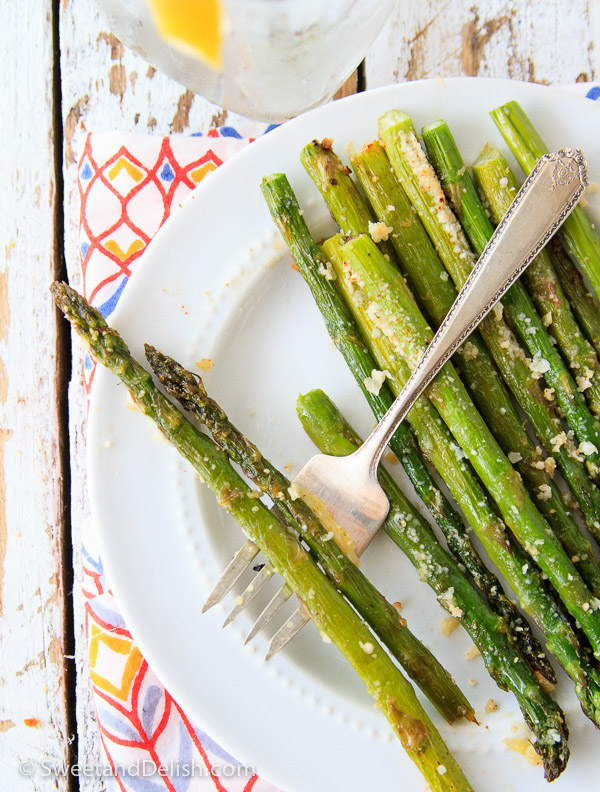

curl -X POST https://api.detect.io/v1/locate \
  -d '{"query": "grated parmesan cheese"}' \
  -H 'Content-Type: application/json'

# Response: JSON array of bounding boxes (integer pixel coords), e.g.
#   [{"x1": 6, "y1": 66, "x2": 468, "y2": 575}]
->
[
  {"x1": 537, "y1": 484, "x2": 552, "y2": 501},
  {"x1": 578, "y1": 440, "x2": 598, "y2": 456},
  {"x1": 438, "y1": 587, "x2": 463, "y2": 618},
  {"x1": 368, "y1": 220, "x2": 394, "y2": 243},
  {"x1": 318, "y1": 260, "x2": 337, "y2": 281},
  {"x1": 508, "y1": 451, "x2": 522, "y2": 464},
  {"x1": 464, "y1": 644, "x2": 481, "y2": 660},
  {"x1": 440, "y1": 616, "x2": 460, "y2": 636},
  {"x1": 530, "y1": 354, "x2": 551, "y2": 379},
  {"x1": 363, "y1": 368, "x2": 390, "y2": 395},
  {"x1": 503, "y1": 738, "x2": 543, "y2": 767},
  {"x1": 460, "y1": 341, "x2": 479, "y2": 361},
  {"x1": 288, "y1": 483, "x2": 301, "y2": 501}
]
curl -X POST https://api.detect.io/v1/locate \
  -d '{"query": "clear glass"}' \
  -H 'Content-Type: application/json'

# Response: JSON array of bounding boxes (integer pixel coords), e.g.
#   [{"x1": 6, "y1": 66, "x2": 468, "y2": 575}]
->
[{"x1": 96, "y1": 0, "x2": 395, "y2": 122}]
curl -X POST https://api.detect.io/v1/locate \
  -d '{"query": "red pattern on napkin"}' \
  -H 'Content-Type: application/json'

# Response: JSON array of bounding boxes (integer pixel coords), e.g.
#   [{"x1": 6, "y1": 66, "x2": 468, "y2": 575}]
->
[{"x1": 78, "y1": 129, "x2": 280, "y2": 792}]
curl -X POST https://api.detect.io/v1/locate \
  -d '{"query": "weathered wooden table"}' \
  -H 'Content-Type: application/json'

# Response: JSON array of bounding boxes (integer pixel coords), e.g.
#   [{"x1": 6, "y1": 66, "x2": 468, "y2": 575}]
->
[{"x1": 2, "y1": 1, "x2": 599, "y2": 789}]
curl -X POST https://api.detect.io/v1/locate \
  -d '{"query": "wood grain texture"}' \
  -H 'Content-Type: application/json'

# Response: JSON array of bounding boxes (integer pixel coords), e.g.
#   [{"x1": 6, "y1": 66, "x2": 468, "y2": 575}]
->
[
  {"x1": 365, "y1": 0, "x2": 600, "y2": 87},
  {"x1": 0, "y1": 1, "x2": 71, "y2": 789},
  {"x1": 59, "y1": 2, "x2": 248, "y2": 789},
  {"x1": 58, "y1": 1, "x2": 599, "y2": 790}
]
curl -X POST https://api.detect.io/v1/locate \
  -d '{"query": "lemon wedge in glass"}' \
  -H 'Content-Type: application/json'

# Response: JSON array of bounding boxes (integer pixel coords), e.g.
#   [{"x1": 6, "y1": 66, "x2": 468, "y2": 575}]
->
[{"x1": 147, "y1": 0, "x2": 225, "y2": 71}]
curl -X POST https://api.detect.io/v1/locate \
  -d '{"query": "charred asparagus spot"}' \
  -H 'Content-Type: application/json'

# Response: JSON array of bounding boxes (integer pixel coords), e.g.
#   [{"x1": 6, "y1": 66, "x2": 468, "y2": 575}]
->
[
  {"x1": 298, "y1": 387, "x2": 569, "y2": 782},
  {"x1": 145, "y1": 343, "x2": 474, "y2": 725},
  {"x1": 51, "y1": 281, "x2": 474, "y2": 792},
  {"x1": 491, "y1": 99, "x2": 600, "y2": 302},
  {"x1": 297, "y1": 145, "x2": 557, "y2": 681}
]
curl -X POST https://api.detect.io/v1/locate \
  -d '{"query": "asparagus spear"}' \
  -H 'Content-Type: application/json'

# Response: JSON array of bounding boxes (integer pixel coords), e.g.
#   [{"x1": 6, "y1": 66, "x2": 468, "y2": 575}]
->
[
  {"x1": 379, "y1": 111, "x2": 600, "y2": 540},
  {"x1": 422, "y1": 120, "x2": 600, "y2": 467},
  {"x1": 145, "y1": 344, "x2": 474, "y2": 725},
  {"x1": 262, "y1": 172, "x2": 555, "y2": 685},
  {"x1": 490, "y1": 99, "x2": 600, "y2": 300},
  {"x1": 300, "y1": 139, "x2": 396, "y2": 261},
  {"x1": 298, "y1": 388, "x2": 569, "y2": 781},
  {"x1": 550, "y1": 238, "x2": 600, "y2": 358},
  {"x1": 338, "y1": 140, "x2": 600, "y2": 593},
  {"x1": 51, "y1": 282, "x2": 473, "y2": 792},
  {"x1": 336, "y1": 232, "x2": 600, "y2": 659},
  {"x1": 472, "y1": 145, "x2": 600, "y2": 417},
  {"x1": 301, "y1": 139, "x2": 446, "y2": 318}
]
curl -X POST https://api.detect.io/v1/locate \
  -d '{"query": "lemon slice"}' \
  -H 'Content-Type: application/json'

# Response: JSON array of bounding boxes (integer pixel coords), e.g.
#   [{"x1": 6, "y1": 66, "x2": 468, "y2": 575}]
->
[{"x1": 147, "y1": 0, "x2": 225, "y2": 71}]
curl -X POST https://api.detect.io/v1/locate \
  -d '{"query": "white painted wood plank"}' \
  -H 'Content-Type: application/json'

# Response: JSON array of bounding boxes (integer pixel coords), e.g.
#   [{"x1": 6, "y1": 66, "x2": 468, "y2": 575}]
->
[
  {"x1": 365, "y1": 0, "x2": 600, "y2": 87},
  {"x1": 59, "y1": 2, "x2": 249, "y2": 789},
  {"x1": 60, "y1": 2, "x2": 598, "y2": 789},
  {"x1": 0, "y1": 1, "x2": 70, "y2": 789}
]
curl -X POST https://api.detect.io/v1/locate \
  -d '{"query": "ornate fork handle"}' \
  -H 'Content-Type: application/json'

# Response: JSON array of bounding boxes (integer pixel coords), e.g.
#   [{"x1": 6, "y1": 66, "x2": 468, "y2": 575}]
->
[{"x1": 355, "y1": 149, "x2": 588, "y2": 478}]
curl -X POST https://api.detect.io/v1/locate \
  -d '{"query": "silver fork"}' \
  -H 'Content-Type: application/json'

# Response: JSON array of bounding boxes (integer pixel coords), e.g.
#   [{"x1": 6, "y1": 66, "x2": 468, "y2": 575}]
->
[{"x1": 204, "y1": 148, "x2": 588, "y2": 658}]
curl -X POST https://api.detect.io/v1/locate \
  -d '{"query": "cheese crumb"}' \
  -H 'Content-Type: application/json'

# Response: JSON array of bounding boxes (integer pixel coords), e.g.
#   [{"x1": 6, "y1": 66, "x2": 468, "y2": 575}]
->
[
  {"x1": 368, "y1": 221, "x2": 394, "y2": 243},
  {"x1": 460, "y1": 341, "x2": 479, "y2": 361},
  {"x1": 359, "y1": 641, "x2": 375, "y2": 655},
  {"x1": 542, "y1": 312, "x2": 553, "y2": 327},
  {"x1": 579, "y1": 440, "x2": 598, "y2": 456},
  {"x1": 464, "y1": 644, "x2": 481, "y2": 660},
  {"x1": 196, "y1": 358, "x2": 214, "y2": 371},
  {"x1": 544, "y1": 387, "x2": 555, "y2": 401},
  {"x1": 364, "y1": 368, "x2": 390, "y2": 395},
  {"x1": 499, "y1": 177, "x2": 509, "y2": 189},
  {"x1": 438, "y1": 587, "x2": 463, "y2": 618},
  {"x1": 508, "y1": 451, "x2": 522, "y2": 464},
  {"x1": 576, "y1": 373, "x2": 593, "y2": 392},
  {"x1": 537, "y1": 484, "x2": 552, "y2": 501},
  {"x1": 530, "y1": 354, "x2": 551, "y2": 379},
  {"x1": 503, "y1": 738, "x2": 543, "y2": 767},
  {"x1": 288, "y1": 483, "x2": 301, "y2": 501},
  {"x1": 318, "y1": 260, "x2": 337, "y2": 280},
  {"x1": 440, "y1": 616, "x2": 460, "y2": 636},
  {"x1": 437, "y1": 765, "x2": 447, "y2": 776},
  {"x1": 485, "y1": 699, "x2": 498, "y2": 713}
]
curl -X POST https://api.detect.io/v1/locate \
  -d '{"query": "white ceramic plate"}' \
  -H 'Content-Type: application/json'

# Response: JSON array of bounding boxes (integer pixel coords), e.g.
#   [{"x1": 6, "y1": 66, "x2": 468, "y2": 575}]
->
[{"x1": 88, "y1": 78, "x2": 600, "y2": 792}]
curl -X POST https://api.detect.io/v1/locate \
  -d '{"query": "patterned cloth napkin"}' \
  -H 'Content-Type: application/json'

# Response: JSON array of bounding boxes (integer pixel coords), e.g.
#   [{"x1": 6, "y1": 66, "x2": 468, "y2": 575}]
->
[
  {"x1": 78, "y1": 122, "x2": 279, "y2": 792},
  {"x1": 76, "y1": 84, "x2": 600, "y2": 792}
]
